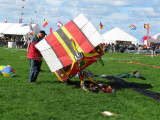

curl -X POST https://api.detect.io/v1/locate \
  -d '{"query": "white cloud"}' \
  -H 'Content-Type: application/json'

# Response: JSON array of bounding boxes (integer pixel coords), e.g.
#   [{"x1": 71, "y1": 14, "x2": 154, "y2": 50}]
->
[
  {"x1": 106, "y1": 12, "x2": 129, "y2": 21},
  {"x1": 130, "y1": 7, "x2": 160, "y2": 18},
  {"x1": 0, "y1": 0, "x2": 160, "y2": 40},
  {"x1": 45, "y1": 0, "x2": 63, "y2": 6},
  {"x1": 83, "y1": 0, "x2": 132, "y2": 6}
]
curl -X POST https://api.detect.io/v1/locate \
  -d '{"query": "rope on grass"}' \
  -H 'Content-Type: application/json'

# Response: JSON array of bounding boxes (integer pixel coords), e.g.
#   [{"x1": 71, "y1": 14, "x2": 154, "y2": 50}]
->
[{"x1": 115, "y1": 61, "x2": 160, "y2": 69}]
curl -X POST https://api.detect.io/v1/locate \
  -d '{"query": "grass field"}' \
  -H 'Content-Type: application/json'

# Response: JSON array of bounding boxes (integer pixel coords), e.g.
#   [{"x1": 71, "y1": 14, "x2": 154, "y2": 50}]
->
[{"x1": 0, "y1": 47, "x2": 160, "y2": 120}]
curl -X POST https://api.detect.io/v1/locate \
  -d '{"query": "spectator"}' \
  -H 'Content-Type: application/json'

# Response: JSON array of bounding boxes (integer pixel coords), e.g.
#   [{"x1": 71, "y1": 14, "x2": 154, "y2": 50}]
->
[
  {"x1": 115, "y1": 43, "x2": 119, "y2": 52},
  {"x1": 119, "y1": 43, "x2": 125, "y2": 53},
  {"x1": 27, "y1": 30, "x2": 46, "y2": 83},
  {"x1": 108, "y1": 43, "x2": 111, "y2": 52},
  {"x1": 111, "y1": 43, "x2": 115, "y2": 53}
]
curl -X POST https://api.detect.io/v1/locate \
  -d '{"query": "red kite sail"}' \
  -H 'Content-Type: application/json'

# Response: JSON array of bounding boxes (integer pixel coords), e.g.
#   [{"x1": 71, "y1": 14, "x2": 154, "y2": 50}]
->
[{"x1": 36, "y1": 14, "x2": 104, "y2": 82}]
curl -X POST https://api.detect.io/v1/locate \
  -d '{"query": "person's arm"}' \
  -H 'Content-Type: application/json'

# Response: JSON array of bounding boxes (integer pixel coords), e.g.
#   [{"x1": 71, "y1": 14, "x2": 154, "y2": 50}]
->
[{"x1": 27, "y1": 42, "x2": 31, "y2": 52}]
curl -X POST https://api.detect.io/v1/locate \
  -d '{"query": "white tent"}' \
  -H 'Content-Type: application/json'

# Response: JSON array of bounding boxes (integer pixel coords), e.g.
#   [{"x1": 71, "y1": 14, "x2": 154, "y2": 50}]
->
[
  {"x1": 148, "y1": 33, "x2": 160, "y2": 44},
  {"x1": 0, "y1": 23, "x2": 41, "y2": 39},
  {"x1": 102, "y1": 27, "x2": 138, "y2": 44},
  {"x1": 0, "y1": 23, "x2": 13, "y2": 33},
  {"x1": 152, "y1": 33, "x2": 160, "y2": 40}
]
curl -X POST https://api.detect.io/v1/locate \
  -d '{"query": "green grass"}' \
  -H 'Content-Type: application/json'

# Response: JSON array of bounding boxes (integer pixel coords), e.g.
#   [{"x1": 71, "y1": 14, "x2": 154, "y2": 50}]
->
[{"x1": 0, "y1": 47, "x2": 160, "y2": 120}]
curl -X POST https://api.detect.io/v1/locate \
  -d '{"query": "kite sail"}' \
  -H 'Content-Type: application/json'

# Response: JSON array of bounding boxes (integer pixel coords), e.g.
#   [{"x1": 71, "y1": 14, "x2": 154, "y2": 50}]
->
[
  {"x1": 0, "y1": 65, "x2": 15, "y2": 77},
  {"x1": 35, "y1": 14, "x2": 113, "y2": 93},
  {"x1": 36, "y1": 14, "x2": 104, "y2": 79}
]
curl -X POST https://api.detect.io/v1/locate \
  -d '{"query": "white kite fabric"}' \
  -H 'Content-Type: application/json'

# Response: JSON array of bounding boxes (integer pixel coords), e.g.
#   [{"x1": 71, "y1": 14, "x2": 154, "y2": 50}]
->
[{"x1": 36, "y1": 14, "x2": 104, "y2": 72}]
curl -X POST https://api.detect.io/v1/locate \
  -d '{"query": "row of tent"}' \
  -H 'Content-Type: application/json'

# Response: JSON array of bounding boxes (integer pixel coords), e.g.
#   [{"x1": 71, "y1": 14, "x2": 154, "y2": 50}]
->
[
  {"x1": 0, "y1": 23, "x2": 160, "y2": 45},
  {"x1": 102, "y1": 27, "x2": 160, "y2": 45},
  {"x1": 0, "y1": 23, "x2": 41, "y2": 40},
  {"x1": 102, "y1": 27, "x2": 138, "y2": 44}
]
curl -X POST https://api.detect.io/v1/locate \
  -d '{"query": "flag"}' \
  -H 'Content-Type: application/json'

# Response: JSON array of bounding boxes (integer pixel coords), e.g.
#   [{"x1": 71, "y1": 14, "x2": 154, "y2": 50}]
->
[
  {"x1": 31, "y1": 19, "x2": 34, "y2": 24},
  {"x1": 5, "y1": 19, "x2": 7, "y2": 23},
  {"x1": 50, "y1": 27, "x2": 53, "y2": 34},
  {"x1": 43, "y1": 19, "x2": 48, "y2": 28},
  {"x1": 144, "y1": 24, "x2": 148, "y2": 29},
  {"x1": 30, "y1": 31, "x2": 33, "y2": 36},
  {"x1": 19, "y1": 18, "x2": 22, "y2": 24},
  {"x1": 99, "y1": 22, "x2": 103, "y2": 30},
  {"x1": 58, "y1": 21, "x2": 63, "y2": 28},
  {"x1": 143, "y1": 36, "x2": 151, "y2": 42},
  {"x1": 29, "y1": 22, "x2": 33, "y2": 31},
  {"x1": 129, "y1": 24, "x2": 136, "y2": 30}
]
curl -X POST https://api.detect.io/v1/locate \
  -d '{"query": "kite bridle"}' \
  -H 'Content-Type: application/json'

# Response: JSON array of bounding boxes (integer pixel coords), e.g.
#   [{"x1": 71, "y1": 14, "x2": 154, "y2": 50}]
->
[{"x1": 70, "y1": 38, "x2": 112, "y2": 93}]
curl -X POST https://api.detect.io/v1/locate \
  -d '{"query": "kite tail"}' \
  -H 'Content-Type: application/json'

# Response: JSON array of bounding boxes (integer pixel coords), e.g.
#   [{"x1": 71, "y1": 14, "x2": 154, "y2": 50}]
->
[{"x1": 103, "y1": 76, "x2": 160, "y2": 102}]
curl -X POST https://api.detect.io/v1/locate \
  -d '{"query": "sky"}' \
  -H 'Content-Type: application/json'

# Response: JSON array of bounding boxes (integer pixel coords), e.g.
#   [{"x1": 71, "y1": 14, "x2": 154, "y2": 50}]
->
[{"x1": 0, "y1": 0, "x2": 160, "y2": 42}]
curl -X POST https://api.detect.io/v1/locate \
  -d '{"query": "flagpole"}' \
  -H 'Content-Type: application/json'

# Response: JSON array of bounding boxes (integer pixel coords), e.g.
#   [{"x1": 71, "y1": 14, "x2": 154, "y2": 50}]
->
[
  {"x1": 146, "y1": 23, "x2": 150, "y2": 47},
  {"x1": 143, "y1": 22, "x2": 144, "y2": 37},
  {"x1": 129, "y1": 23, "x2": 130, "y2": 33},
  {"x1": 35, "y1": 10, "x2": 37, "y2": 24}
]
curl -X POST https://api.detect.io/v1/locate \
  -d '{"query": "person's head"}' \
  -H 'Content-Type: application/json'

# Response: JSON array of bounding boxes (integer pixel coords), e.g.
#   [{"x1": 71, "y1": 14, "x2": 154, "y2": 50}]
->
[{"x1": 38, "y1": 30, "x2": 47, "y2": 40}]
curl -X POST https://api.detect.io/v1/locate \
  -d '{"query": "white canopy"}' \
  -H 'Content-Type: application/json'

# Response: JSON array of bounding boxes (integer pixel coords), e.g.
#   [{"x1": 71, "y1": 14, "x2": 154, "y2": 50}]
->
[
  {"x1": 152, "y1": 33, "x2": 160, "y2": 40},
  {"x1": 0, "y1": 23, "x2": 13, "y2": 34},
  {"x1": 0, "y1": 23, "x2": 41, "y2": 39},
  {"x1": 102, "y1": 27, "x2": 138, "y2": 44},
  {"x1": 148, "y1": 33, "x2": 160, "y2": 43}
]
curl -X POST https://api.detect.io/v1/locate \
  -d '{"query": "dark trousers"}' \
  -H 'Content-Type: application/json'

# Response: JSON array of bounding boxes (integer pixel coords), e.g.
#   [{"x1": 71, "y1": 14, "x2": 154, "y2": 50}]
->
[{"x1": 29, "y1": 59, "x2": 42, "y2": 83}]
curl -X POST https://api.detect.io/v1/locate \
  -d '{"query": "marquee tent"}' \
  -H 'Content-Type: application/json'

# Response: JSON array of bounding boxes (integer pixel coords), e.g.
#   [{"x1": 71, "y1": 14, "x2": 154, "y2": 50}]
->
[
  {"x1": 0, "y1": 23, "x2": 13, "y2": 34},
  {"x1": 0, "y1": 23, "x2": 41, "y2": 39},
  {"x1": 148, "y1": 33, "x2": 160, "y2": 44},
  {"x1": 102, "y1": 27, "x2": 138, "y2": 44}
]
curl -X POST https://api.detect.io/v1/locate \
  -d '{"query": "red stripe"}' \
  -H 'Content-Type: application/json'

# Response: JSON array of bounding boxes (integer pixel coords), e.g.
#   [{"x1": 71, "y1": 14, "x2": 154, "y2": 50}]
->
[
  {"x1": 64, "y1": 21, "x2": 94, "y2": 53},
  {"x1": 45, "y1": 34, "x2": 73, "y2": 67}
]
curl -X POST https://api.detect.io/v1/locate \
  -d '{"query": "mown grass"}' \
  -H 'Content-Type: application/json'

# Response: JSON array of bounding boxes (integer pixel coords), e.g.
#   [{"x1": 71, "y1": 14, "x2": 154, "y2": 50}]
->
[{"x1": 0, "y1": 47, "x2": 160, "y2": 120}]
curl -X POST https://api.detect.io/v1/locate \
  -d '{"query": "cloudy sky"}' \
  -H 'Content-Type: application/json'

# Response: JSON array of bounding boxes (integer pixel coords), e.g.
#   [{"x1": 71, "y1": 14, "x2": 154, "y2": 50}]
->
[{"x1": 0, "y1": 0, "x2": 160, "y2": 41}]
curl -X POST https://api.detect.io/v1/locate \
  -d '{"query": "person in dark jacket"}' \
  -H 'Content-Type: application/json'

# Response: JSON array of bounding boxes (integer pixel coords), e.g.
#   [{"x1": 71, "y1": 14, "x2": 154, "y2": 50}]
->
[{"x1": 27, "y1": 30, "x2": 46, "y2": 83}]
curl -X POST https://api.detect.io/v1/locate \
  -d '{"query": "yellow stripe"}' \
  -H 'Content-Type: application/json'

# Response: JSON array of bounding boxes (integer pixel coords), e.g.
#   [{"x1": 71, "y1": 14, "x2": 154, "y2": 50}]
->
[
  {"x1": 71, "y1": 39, "x2": 78, "y2": 53},
  {"x1": 99, "y1": 45, "x2": 104, "y2": 54},
  {"x1": 61, "y1": 27, "x2": 84, "y2": 53},
  {"x1": 66, "y1": 60, "x2": 76, "y2": 76},
  {"x1": 54, "y1": 72, "x2": 63, "y2": 82},
  {"x1": 54, "y1": 32, "x2": 75, "y2": 61},
  {"x1": 83, "y1": 53, "x2": 99, "y2": 57}
]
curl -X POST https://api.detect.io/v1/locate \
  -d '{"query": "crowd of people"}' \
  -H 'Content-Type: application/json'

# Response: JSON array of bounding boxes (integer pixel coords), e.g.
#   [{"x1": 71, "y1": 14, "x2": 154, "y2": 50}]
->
[
  {"x1": 103, "y1": 42, "x2": 160, "y2": 54},
  {"x1": 0, "y1": 36, "x2": 31, "y2": 48}
]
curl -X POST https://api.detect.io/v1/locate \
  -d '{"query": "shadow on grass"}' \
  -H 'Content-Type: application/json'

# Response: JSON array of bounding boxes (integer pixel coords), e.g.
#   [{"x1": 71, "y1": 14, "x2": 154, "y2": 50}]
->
[
  {"x1": 39, "y1": 70, "x2": 51, "y2": 73},
  {"x1": 35, "y1": 78, "x2": 152, "y2": 93},
  {"x1": 36, "y1": 81, "x2": 63, "y2": 84},
  {"x1": 139, "y1": 77, "x2": 146, "y2": 80},
  {"x1": 65, "y1": 79, "x2": 153, "y2": 92},
  {"x1": 12, "y1": 75, "x2": 20, "y2": 77}
]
